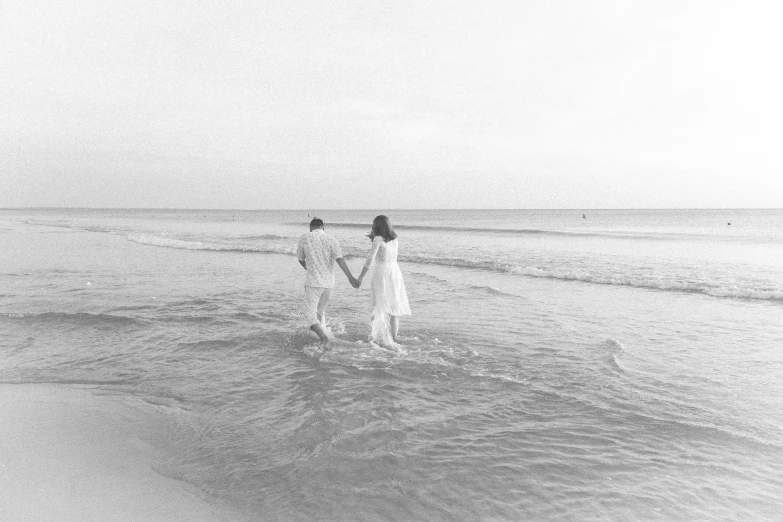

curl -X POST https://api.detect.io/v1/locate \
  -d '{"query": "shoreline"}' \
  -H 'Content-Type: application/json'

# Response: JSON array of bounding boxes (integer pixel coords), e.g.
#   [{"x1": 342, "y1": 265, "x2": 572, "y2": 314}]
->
[{"x1": 0, "y1": 383, "x2": 232, "y2": 521}]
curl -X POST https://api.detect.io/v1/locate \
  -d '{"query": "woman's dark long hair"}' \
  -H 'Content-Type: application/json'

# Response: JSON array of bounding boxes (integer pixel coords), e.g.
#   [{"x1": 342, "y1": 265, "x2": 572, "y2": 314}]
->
[{"x1": 369, "y1": 215, "x2": 397, "y2": 242}]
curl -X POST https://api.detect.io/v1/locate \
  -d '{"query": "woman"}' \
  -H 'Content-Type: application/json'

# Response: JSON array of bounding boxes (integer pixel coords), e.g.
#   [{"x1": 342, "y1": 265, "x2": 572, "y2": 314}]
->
[{"x1": 356, "y1": 215, "x2": 411, "y2": 346}]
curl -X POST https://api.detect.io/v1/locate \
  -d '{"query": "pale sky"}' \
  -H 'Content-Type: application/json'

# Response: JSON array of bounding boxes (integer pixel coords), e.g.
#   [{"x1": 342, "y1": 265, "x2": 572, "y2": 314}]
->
[{"x1": 1, "y1": 0, "x2": 781, "y2": 209}]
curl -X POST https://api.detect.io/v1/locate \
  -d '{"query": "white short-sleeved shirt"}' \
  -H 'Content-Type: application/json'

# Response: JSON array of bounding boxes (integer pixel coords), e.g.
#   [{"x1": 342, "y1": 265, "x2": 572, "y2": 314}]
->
[{"x1": 297, "y1": 229, "x2": 343, "y2": 288}]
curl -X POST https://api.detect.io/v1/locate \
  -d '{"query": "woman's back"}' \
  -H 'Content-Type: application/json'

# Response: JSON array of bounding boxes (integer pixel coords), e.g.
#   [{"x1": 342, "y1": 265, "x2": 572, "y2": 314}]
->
[{"x1": 375, "y1": 238, "x2": 398, "y2": 263}]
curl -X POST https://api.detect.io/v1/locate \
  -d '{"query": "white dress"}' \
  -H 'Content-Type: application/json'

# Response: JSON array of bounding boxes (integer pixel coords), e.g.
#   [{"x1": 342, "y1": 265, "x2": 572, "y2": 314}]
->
[{"x1": 363, "y1": 236, "x2": 411, "y2": 318}]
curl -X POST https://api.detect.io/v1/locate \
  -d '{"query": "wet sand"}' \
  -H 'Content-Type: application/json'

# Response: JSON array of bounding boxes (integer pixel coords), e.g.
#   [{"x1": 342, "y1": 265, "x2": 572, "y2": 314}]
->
[{"x1": 0, "y1": 384, "x2": 228, "y2": 522}]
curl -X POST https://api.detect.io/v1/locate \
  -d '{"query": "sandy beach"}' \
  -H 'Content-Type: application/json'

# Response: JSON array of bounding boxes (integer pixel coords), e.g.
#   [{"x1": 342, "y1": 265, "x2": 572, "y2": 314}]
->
[{"x1": 0, "y1": 384, "x2": 227, "y2": 522}]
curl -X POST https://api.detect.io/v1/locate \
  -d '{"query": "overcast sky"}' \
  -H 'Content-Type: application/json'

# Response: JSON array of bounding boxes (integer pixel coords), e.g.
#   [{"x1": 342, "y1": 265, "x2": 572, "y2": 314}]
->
[{"x1": 1, "y1": 0, "x2": 781, "y2": 209}]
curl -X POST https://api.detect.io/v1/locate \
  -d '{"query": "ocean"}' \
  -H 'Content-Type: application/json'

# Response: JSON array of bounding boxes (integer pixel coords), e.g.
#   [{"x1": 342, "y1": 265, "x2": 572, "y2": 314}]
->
[{"x1": 1, "y1": 208, "x2": 782, "y2": 520}]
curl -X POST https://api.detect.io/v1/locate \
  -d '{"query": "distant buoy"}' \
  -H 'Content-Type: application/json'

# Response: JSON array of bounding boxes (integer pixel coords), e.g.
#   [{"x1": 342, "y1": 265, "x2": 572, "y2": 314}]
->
[{"x1": 728, "y1": 222, "x2": 731, "y2": 226}]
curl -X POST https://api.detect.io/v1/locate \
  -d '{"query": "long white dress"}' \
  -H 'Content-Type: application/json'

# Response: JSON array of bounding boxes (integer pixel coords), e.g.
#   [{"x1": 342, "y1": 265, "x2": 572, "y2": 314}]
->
[{"x1": 362, "y1": 236, "x2": 410, "y2": 344}]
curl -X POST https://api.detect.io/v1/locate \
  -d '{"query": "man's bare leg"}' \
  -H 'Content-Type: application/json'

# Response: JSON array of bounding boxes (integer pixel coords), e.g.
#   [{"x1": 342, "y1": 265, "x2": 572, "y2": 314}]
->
[
  {"x1": 314, "y1": 290, "x2": 332, "y2": 343},
  {"x1": 310, "y1": 323, "x2": 330, "y2": 344}
]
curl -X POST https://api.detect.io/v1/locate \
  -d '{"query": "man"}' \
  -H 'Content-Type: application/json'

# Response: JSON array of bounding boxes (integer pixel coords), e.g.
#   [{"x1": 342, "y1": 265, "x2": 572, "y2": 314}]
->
[{"x1": 296, "y1": 217, "x2": 357, "y2": 343}]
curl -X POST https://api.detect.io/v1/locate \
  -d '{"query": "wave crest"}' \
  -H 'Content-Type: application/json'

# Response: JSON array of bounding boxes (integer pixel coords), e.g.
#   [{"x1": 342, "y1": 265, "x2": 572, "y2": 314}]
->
[
  {"x1": 402, "y1": 254, "x2": 783, "y2": 302},
  {"x1": 126, "y1": 234, "x2": 296, "y2": 256}
]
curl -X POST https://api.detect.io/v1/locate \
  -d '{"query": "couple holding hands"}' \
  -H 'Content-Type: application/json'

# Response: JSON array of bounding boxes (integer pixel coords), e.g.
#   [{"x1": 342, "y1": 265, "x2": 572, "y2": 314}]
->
[{"x1": 296, "y1": 215, "x2": 411, "y2": 346}]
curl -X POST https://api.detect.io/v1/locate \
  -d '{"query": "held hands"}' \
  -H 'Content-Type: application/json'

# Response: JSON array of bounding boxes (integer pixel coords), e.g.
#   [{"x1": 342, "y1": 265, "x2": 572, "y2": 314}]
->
[{"x1": 347, "y1": 263, "x2": 367, "y2": 289}]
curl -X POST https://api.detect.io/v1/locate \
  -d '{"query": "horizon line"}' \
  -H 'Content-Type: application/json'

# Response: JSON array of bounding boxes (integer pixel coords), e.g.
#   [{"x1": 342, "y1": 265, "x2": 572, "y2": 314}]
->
[{"x1": 1, "y1": 206, "x2": 781, "y2": 212}]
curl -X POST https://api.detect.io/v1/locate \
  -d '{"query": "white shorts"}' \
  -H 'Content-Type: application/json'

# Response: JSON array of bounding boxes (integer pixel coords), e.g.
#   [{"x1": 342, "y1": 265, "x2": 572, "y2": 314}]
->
[{"x1": 303, "y1": 286, "x2": 333, "y2": 327}]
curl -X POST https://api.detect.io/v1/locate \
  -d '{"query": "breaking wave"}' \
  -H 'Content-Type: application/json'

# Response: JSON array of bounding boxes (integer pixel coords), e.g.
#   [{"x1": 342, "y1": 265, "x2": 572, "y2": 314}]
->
[
  {"x1": 126, "y1": 234, "x2": 296, "y2": 256},
  {"x1": 401, "y1": 253, "x2": 782, "y2": 302},
  {"x1": 125, "y1": 234, "x2": 782, "y2": 303}
]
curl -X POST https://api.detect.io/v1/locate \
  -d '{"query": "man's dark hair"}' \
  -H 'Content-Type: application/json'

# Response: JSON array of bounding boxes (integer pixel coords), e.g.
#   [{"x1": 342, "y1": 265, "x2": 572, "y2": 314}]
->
[{"x1": 310, "y1": 217, "x2": 324, "y2": 229}]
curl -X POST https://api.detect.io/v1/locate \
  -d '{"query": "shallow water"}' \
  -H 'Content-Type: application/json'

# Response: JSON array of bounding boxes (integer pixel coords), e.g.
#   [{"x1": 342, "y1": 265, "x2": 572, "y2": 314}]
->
[{"x1": 1, "y1": 208, "x2": 782, "y2": 520}]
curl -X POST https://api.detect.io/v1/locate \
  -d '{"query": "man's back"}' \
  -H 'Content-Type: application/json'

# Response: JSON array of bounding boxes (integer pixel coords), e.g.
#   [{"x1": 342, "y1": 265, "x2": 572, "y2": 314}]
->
[{"x1": 297, "y1": 229, "x2": 343, "y2": 288}]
